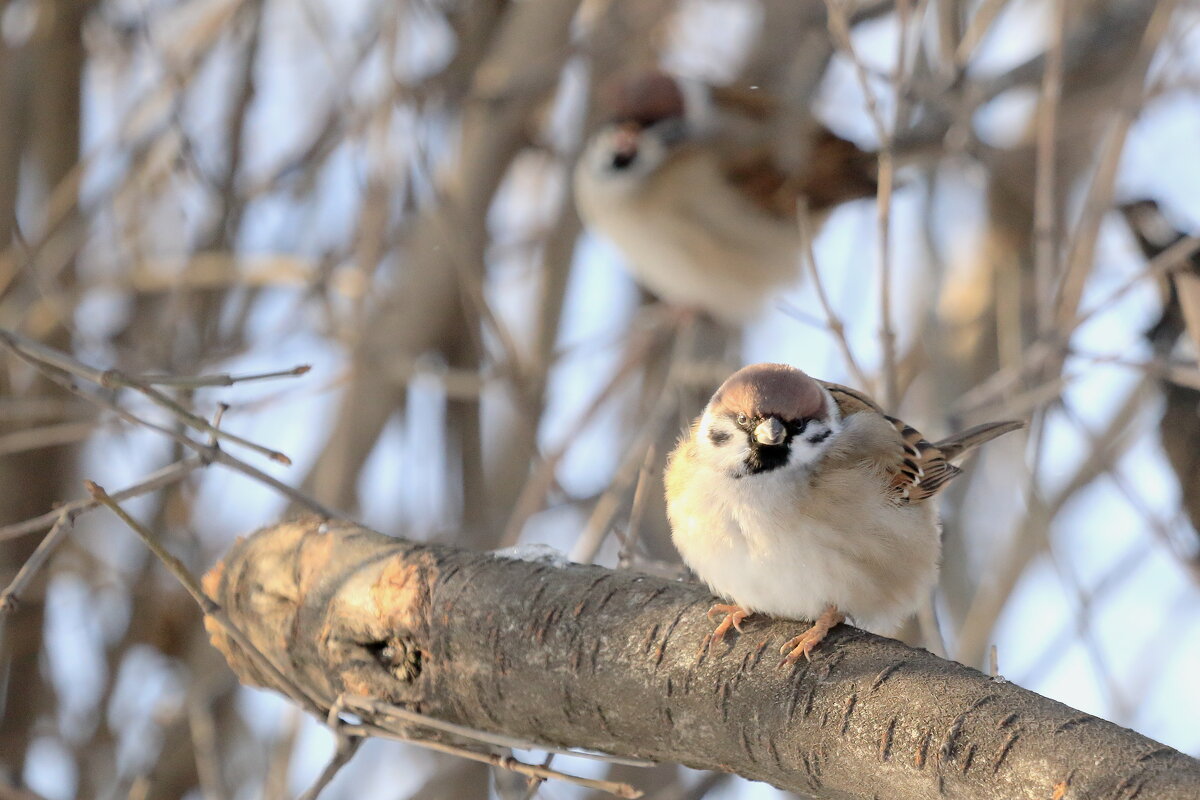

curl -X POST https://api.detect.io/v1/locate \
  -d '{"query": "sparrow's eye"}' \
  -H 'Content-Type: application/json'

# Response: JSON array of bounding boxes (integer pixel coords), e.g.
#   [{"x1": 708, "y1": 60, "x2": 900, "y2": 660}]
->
[
  {"x1": 611, "y1": 151, "x2": 637, "y2": 170},
  {"x1": 736, "y1": 413, "x2": 748, "y2": 427}
]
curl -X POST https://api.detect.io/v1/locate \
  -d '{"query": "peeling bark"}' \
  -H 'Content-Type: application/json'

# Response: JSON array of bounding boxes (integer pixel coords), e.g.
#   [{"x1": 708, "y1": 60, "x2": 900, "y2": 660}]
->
[{"x1": 203, "y1": 518, "x2": 1200, "y2": 800}]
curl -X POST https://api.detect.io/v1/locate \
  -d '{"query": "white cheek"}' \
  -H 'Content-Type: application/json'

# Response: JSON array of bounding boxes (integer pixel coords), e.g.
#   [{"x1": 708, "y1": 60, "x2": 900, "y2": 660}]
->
[
  {"x1": 786, "y1": 417, "x2": 841, "y2": 469},
  {"x1": 697, "y1": 413, "x2": 751, "y2": 474}
]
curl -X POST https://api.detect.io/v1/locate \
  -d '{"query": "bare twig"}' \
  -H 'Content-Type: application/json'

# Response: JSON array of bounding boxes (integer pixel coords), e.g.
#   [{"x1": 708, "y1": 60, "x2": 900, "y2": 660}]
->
[
  {"x1": 952, "y1": 234, "x2": 1200, "y2": 417},
  {"x1": 617, "y1": 444, "x2": 657, "y2": 570},
  {"x1": 0, "y1": 327, "x2": 294, "y2": 464},
  {"x1": 296, "y1": 733, "x2": 362, "y2": 800},
  {"x1": 568, "y1": 320, "x2": 695, "y2": 564},
  {"x1": 0, "y1": 514, "x2": 71, "y2": 612},
  {"x1": 13, "y1": 354, "x2": 338, "y2": 517},
  {"x1": 262, "y1": 709, "x2": 303, "y2": 800},
  {"x1": 954, "y1": 0, "x2": 1011, "y2": 68},
  {"x1": 1033, "y1": 0, "x2": 1066, "y2": 333},
  {"x1": 823, "y1": 0, "x2": 906, "y2": 408},
  {"x1": 1053, "y1": 2, "x2": 1177, "y2": 327},
  {"x1": 188, "y1": 693, "x2": 228, "y2": 800},
  {"x1": 955, "y1": 380, "x2": 1152, "y2": 665},
  {"x1": 338, "y1": 720, "x2": 643, "y2": 799},
  {"x1": 133, "y1": 364, "x2": 311, "y2": 388},
  {"x1": 0, "y1": 420, "x2": 104, "y2": 457},
  {"x1": 502, "y1": 323, "x2": 663, "y2": 546},
  {"x1": 85, "y1": 481, "x2": 329, "y2": 717},
  {"x1": 796, "y1": 199, "x2": 871, "y2": 389},
  {"x1": 341, "y1": 695, "x2": 653, "y2": 767},
  {"x1": 0, "y1": 457, "x2": 203, "y2": 542}
]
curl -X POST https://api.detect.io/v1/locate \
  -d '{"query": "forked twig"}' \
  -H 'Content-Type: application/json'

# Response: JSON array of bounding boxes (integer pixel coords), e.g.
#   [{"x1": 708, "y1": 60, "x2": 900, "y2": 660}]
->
[
  {"x1": 6, "y1": 347, "x2": 338, "y2": 518},
  {"x1": 0, "y1": 328, "x2": 294, "y2": 464},
  {"x1": 0, "y1": 458, "x2": 204, "y2": 542},
  {"x1": 339, "y1": 720, "x2": 643, "y2": 798},
  {"x1": 341, "y1": 694, "x2": 653, "y2": 767},
  {"x1": 85, "y1": 481, "x2": 329, "y2": 718},
  {"x1": 0, "y1": 514, "x2": 72, "y2": 612},
  {"x1": 297, "y1": 732, "x2": 362, "y2": 800}
]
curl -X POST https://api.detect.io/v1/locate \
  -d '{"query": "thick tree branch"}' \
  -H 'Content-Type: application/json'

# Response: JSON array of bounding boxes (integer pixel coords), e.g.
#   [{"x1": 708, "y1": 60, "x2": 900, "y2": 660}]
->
[{"x1": 203, "y1": 518, "x2": 1200, "y2": 800}]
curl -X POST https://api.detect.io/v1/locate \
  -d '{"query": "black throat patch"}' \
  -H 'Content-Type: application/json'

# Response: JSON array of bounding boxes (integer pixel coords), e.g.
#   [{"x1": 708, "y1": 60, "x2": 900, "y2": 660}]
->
[{"x1": 744, "y1": 441, "x2": 790, "y2": 475}]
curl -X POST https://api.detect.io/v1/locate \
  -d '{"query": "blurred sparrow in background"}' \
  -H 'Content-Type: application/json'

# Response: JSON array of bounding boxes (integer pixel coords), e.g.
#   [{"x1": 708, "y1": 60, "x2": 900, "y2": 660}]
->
[
  {"x1": 665, "y1": 363, "x2": 1021, "y2": 662},
  {"x1": 574, "y1": 70, "x2": 877, "y2": 324}
]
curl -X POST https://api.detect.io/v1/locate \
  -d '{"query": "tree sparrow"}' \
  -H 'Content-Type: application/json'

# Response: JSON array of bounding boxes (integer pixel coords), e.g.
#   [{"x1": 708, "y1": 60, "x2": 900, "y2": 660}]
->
[
  {"x1": 665, "y1": 363, "x2": 1022, "y2": 662},
  {"x1": 573, "y1": 70, "x2": 877, "y2": 324}
]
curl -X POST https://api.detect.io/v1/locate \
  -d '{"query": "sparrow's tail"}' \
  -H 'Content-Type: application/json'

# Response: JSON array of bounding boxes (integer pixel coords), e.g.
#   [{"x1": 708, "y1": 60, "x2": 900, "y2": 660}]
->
[{"x1": 935, "y1": 420, "x2": 1024, "y2": 462}]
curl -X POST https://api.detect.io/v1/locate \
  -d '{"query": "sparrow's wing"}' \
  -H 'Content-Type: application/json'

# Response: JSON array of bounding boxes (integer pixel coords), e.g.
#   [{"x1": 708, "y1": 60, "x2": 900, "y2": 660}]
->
[
  {"x1": 721, "y1": 131, "x2": 878, "y2": 220},
  {"x1": 708, "y1": 84, "x2": 878, "y2": 217},
  {"x1": 819, "y1": 381, "x2": 960, "y2": 505},
  {"x1": 797, "y1": 130, "x2": 879, "y2": 212},
  {"x1": 722, "y1": 150, "x2": 799, "y2": 220},
  {"x1": 935, "y1": 420, "x2": 1024, "y2": 461},
  {"x1": 818, "y1": 380, "x2": 885, "y2": 415},
  {"x1": 652, "y1": 148, "x2": 801, "y2": 278}
]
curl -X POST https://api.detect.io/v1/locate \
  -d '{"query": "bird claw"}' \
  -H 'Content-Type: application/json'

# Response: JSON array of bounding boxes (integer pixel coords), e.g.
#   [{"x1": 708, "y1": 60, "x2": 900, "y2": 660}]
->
[
  {"x1": 706, "y1": 603, "x2": 751, "y2": 646},
  {"x1": 780, "y1": 629, "x2": 825, "y2": 663},
  {"x1": 779, "y1": 605, "x2": 845, "y2": 664}
]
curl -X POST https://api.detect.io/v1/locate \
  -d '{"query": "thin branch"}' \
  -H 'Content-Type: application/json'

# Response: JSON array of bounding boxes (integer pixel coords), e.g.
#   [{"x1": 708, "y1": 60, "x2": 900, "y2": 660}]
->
[
  {"x1": 0, "y1": 514, "x2": 71, "y2": 612},
  {"x1": 954, "y1": 0, "x2": 1010, "y2": 68},
  {"x1": 134, "y1": 364, "x2": 311, "y2": 388},
  {"x1": 796, "y1": 199, "x2": 871, "y2": 389},
  {"x1": 338, "y1": 721, "x2": 643, "y2": 799},
  {"x1": 0, "y1": 327, "x2": 294, "y2": 464},
  {"x1": 0, "y1": 420, "x2": 103, "y2": 457},
  {"x1": 188, "y1": 694, "x2": 228, "y2": 800},
  {"x1": 296, "y1": 733, "x2": 362, "y2": 800},
  {"x1": 1053, "y1": 2, "x2": 1178, "y2": 327},
  {"x1": 617, "y1": 444, "x2": 657, "y2": 570},
  {"x1": 340, "y1": 695, "x2": 653, "y2": 768},
  {"x1": 262, "y1": 709, "x2": 303, "y2": 800},
  {"x1": 502, "y1": 323, "x2": 663, "y2": 546},
  {"x1": 9, "y1": 351, "x2": 338, "y2": 517},
  {"x1": 1033, "y1": 0, "x2": 1066, "y2": 333},
  {"x1": 0, "y1": 457, "x2": 203, "y2": 541},
  {"x1": 85, "y1": 481, "x2": 329, "y2": 718},
  {"x1": 954, "y1": 380, "x2": 1153, "y2": 665},
  {"x1": 823, "y1": 0, "x2": 903, "y2": 407},
  {"x1": 951, "y1": 234, "x2": 1200, "y2": 417},
  {"x1": 569, "y1": 320, "x2": 695, "y2": 564}
]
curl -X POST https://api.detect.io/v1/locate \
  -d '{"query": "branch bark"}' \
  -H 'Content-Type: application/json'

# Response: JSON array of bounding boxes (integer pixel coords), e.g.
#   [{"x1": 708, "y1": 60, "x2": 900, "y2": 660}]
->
[{"x1": 203, "y1": 518, "x2": 1200, "y2": 800}]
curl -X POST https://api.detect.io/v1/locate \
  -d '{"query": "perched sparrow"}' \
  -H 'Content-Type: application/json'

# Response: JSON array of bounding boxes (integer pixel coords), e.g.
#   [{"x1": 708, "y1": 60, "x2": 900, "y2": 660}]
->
[
  {"x1": 573, "y1": 70, "x2": 877, "y2": 324},
  {"x1": 665, "y1": 363, "x2": 1022, "y2": 662}
]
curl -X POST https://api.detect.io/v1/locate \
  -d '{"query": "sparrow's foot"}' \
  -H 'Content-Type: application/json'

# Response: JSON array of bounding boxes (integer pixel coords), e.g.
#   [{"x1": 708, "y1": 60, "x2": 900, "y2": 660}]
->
[
  {"x1": 780, "y1": 605, "x2": 845, "y2": 663},
  {"x1": 706, "y1": 603, "x2": 752, "y2": 646}
]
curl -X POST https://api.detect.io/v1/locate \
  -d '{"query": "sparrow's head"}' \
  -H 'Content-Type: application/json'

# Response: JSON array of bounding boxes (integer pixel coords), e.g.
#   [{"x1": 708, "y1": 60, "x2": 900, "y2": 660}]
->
[
  {"x1": 602, "y1": 70, "x2": 687, "y2": 129},
  {"x1": 696, "y1": 363, "x2": 840, "y2": 477},
  {"x1": 580, "y1": 71, "x2": 695, "y2": 184}
]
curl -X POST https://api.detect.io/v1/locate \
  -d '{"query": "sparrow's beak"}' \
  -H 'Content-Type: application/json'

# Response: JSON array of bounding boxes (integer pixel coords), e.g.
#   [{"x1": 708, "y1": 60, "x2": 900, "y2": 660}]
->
[
  {"x1": 753, "y1": 417, "x2": 786, "y2": 446},
  {"x1": 611, "y1": 123, "x2": 641, "y2": 163}
]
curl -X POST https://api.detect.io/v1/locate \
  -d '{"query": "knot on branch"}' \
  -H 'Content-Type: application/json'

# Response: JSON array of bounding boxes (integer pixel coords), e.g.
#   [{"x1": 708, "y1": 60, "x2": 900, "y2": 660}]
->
[{"x1": 201, "y1": 517, "x2": 436, "y2": 704}]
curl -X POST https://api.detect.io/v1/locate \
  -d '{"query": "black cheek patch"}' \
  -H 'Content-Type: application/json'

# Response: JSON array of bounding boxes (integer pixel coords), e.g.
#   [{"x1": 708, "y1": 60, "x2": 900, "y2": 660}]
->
[
  {"x1": 708, "y1": 429, "x2": 732, "y2": 446},
  {"x1": 807, "y1": 429, "x2": 831, "y2": 445}
]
